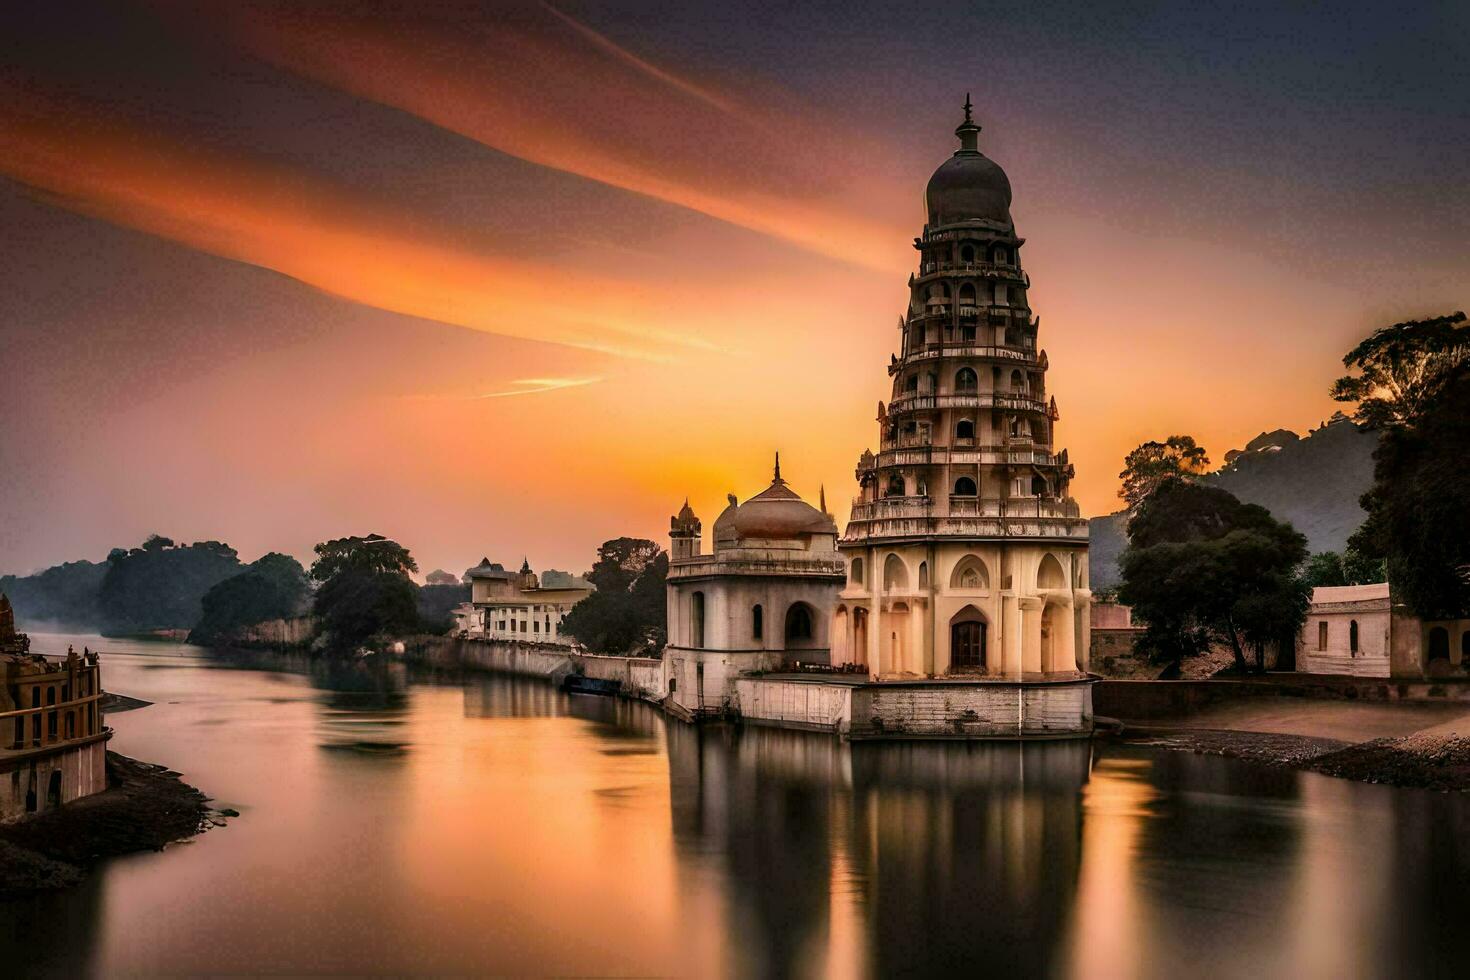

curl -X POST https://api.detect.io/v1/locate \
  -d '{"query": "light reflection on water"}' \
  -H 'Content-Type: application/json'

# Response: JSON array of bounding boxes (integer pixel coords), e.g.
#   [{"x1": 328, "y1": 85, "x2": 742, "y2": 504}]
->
[{"x1": 3, "y1": 633, "x2": 1468, "y2": 978}]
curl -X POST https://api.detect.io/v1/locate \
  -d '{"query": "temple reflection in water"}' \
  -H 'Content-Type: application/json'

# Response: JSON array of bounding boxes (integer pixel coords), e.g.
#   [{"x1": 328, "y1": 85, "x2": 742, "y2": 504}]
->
[{"x1": 665, "y1": 722, "x2": 1091, "y2": 976}]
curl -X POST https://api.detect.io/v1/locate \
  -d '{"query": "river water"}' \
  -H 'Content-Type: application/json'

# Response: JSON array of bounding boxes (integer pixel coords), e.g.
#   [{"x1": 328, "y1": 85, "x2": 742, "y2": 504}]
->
[{"x1": 3, "y1": 634, "x2": 1468, "y2": 978}]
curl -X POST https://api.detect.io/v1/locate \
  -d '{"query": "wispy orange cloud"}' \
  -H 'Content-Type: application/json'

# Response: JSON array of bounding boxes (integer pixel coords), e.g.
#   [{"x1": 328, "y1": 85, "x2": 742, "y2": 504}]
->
[
  {"x1": 176, "y1": 0, "x2": 909, "y2": 271},
  {"x1": 0, "y1": 88, "x2": 712, "y2": 361}
]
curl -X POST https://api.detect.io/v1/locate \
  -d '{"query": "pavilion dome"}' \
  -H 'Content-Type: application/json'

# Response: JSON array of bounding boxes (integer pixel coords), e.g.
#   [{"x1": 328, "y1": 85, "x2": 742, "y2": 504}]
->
[
  {"x1": 714, "y1": 458, "x2": 838, "y2": 547},
  {"x1": 924, "y1": 99, "x2": 1012, "y2": 227}
]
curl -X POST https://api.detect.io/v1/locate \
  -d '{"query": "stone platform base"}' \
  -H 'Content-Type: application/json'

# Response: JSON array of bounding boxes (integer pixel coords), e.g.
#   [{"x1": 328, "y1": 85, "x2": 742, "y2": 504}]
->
[{"x1": 734, "y1": 674, "x2": 1095, "y2": 740}]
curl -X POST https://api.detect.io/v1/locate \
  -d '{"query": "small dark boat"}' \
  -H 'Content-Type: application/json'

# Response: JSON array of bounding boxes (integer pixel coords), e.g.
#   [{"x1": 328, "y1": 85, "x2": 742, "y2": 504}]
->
[{"x1": 561, "y1": 674, "x2": 621, "y2": 697}]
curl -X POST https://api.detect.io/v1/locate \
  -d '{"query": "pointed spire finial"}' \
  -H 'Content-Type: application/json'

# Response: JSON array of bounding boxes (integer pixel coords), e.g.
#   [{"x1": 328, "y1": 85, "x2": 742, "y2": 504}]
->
[
  {"x1": 955, "y1": 93, "x2": 980, "y2": 152},
  {"x1": 963, "y1": 92, "x2": 973, "y2": 124},
  {"x1": 773, "y1": 451, "x2": 783, "y2": 483},
  {"x1": 819, "y1": 484, "x2": 828, "y2": 514}
]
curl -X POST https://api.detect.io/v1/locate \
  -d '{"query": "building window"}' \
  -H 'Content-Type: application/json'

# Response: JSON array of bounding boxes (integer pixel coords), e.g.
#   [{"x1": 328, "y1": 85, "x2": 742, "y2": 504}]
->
[
  {"x1": 954, "y1": 476, "x2": 977, "y2": 496},
  {"x1": 1428, "y1": 626, "x2": 1450, "y2": 662},
  {"x1": 1349, "y1": 620, "x2": 1359, "y2": 655},
  {"x1": 956, "y1": 419, "x2": 975, "y2": 441},
  {"x1": 752, "y1": 605, "x2": 763, "y2": 641},
  {"x1": 691, "y1": 591, "x2": 705, "y2": 648},
  {"x1": 1318, "y1": 621, "x2": 1328, "y2": 651},
  {"x1": 918, "y1": 562, "x2": 930, "y2": 589},
  {"x1": 850, "y1": 557, "x2": 865, "y2": 586},
  {"x1": 955, "y1": 367, "x2": 977, "y2": 392},
  {"x1": 886, "y1": 473, "x2": 906, "y2": 497}
]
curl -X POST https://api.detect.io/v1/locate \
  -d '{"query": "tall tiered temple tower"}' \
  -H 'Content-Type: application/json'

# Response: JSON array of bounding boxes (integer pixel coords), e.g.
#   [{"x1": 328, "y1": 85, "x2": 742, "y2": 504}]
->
[{"x1": 837, "y1": 99, "x2": 1092, "y2": 680}]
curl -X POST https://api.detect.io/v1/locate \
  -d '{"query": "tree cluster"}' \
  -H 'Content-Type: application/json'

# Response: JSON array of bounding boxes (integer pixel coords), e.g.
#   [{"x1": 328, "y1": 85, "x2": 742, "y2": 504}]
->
[
  {"x1": 561, "y1": 537, "x2": 668, "y2": 655},
  {"x1": 189, "y1": 553, "x2": 311, "y2": 645},
  {"x1": 310, "y1": 534, "x2": 422, "y2": 648},
  {"x1": 98, "y1": 535, "x2": 245, "y2": 633},
  {"x1": 1118, "y1": 480, "x2": 1309, "y2": 674},
  {"x1": 1117, "y1": 435, "x2": 1211, "y2": 509},
  {"x1": 1334, "y1": 312, "x2": 1470, "y2": 619}
]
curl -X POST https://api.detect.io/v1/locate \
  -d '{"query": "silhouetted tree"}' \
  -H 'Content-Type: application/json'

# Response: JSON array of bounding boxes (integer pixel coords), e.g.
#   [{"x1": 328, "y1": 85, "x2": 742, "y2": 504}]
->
[
  {"x1": 1333, "y1": 313, "x2": 1470, "y2": 619},
  {"x1": 190, "y1": 553, "x2": 311, "y2": 645},
  {"x1": 310, "y1": 534, "x2": 421, "y2": 648},
  {"x1": 98, "y1": 536, "x2": 243, "y2": 633},
  {"x1": 1118, "y1": 435, "x2": 1211, "y2": 509},
  {"x1": 562, "y1": 538, "x2": 667, "y2": 655},
  {"x1": 1119, "y1": 480, "x2": 1309, "y2": 673}
]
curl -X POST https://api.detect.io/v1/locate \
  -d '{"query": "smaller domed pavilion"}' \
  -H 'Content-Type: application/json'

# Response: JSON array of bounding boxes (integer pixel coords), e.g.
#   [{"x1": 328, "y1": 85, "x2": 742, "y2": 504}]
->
[{"x1": 664, "y1": 455, "x2": 846, "y2": 717}]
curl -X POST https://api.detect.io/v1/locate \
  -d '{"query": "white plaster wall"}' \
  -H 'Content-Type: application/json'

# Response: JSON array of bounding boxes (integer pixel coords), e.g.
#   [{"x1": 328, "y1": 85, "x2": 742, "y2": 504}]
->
[
  {"x1": 734, "y1": 678, "x2": 853, "y2": 733},
  {"x1": 1300, "y1": 608, "x2": 1391, "y2": 677}
]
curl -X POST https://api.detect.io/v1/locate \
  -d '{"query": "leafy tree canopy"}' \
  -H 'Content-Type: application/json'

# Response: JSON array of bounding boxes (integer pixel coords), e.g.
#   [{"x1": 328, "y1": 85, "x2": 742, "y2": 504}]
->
[
  {"x1": 424, "y1": 568, "x2": 459, "y2": 586},
  {"x1": 310, "y1": 534, "x2": 417, "y2": 583},
  {"x1": 1331, "y1": 311, "x2": 1467, "y2": 430},
  {"x1": 1118, "y1": 435, "x2": 1211, "y2": 509},
  {"x1": 190, "y1": 553, "x2": 311, "y2": 645},
  {"x1": 1301, "y1": 548, "x2": 1386, "y2": 589},
  {"x1": 563, "y1": 539, "x2": 667, "y2": 655},
  {"x1": 99, "y1": 536, "x2": 244, "y2": 633},
  {"x1": 1120, "y1": 481, "x2": 1309, "y2": 673}
]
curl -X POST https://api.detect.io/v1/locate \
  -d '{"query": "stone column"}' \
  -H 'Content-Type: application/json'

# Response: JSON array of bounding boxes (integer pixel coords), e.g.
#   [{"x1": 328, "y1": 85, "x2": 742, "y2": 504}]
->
[
  {"x1": 1018, "y1": 595, "x2": 1043, "y2": 674},
  {"x1": 867, "y1": 547, "x2": 883, "y2": 678}
]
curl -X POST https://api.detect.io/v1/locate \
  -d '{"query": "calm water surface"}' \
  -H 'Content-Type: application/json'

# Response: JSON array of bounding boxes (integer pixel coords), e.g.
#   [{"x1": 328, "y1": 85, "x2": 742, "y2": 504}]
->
[{"x1": 4, "y1": 633, "x2": 1468, "y2": 978}]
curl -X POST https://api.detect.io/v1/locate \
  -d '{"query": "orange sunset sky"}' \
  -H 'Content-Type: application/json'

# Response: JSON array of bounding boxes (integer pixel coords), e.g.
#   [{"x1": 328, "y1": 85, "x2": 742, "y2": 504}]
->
[{"x1": 2, "y1": 0, "x2": 1466, "y2": 577}]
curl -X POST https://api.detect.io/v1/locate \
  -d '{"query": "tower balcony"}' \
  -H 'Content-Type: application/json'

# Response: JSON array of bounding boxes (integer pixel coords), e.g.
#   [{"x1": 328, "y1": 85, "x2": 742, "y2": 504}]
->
[
  {"x1": 889, "y1": 344, "x2": 1037, "y2": 373},
  {"x1": 842, "y1": 497, "x2": 1088, "y2": 544},
  {"x1": 888, "y1": 392, "x2": 1047, "y2": 415},
  {"x1": 875, "y1": 446, "x2": 1057, "y2": 467}
]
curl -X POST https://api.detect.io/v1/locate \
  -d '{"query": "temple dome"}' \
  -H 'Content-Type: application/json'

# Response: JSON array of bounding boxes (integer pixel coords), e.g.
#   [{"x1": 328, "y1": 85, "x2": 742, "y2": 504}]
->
[
  {"x1": 924, "y1": 99, "x2": 1012, "y2": 227},
  {"x1": 727, "y1": 482, "x2": 836, "y2": 540},
  {"x1": 714, "y1": 457, "x2": 838, "y2": 547}
]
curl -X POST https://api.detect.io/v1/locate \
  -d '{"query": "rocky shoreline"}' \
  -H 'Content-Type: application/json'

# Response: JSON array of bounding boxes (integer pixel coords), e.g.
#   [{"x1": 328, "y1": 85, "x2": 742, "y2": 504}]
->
[
  {"x1": 0, "y1": 752, "x2": 226, "y2": 900},
  {"x1": 1112, "y1": 726, "x2": 1470, "y2": 791}
]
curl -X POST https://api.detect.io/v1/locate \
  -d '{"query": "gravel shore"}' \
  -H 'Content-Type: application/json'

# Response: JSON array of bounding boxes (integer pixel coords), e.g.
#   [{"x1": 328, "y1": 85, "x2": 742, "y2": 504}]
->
[
  {"x1": 1112, "y1": 725, "x2": 1470, "y2": 791},
  {"x1": 0, "y1": 752, "x2": 222, "y2": 899}
]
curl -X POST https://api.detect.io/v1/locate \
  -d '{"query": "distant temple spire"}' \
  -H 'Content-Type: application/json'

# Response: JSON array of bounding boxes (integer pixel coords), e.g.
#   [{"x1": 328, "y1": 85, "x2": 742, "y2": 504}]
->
[
  {"x1": 773, "y1": 451, "x2": 783, "y2": 483},
  {"x1": 819, "y1": 484, "x2": 828, "y2": 515}
]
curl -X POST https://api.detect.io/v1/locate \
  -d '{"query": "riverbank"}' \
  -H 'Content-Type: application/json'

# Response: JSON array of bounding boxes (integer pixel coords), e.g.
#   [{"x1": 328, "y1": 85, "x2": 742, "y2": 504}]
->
[
  {"x1": 0, "y1": 752, "x2": 220, "y2": 899},
  {"x1": 1111, "y1": 722, "x2": 1470, "y2": 791}
]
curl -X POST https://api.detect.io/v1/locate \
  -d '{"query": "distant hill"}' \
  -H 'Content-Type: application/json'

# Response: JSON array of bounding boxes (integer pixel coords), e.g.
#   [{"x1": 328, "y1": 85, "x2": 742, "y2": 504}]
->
[{"x1": 1089, "y1": 416, "x2": 1378, "y2": 590}]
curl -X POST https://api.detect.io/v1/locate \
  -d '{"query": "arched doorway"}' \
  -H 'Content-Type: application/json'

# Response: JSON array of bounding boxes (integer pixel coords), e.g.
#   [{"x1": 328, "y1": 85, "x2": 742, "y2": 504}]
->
[
  {"x1": 884, "y1": 554, "x2": 909, "y2": 592},
  {"x1": 1037, "y1": 553, "x2": 1066, "y2": 590},
  {"x1": 949, "y1": 605, "x2": 987, "y2": 672}
]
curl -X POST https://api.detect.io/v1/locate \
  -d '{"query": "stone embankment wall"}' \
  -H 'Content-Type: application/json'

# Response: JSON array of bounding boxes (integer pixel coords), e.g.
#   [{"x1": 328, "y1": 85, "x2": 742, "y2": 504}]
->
[
  {"x1": 734, "y1": 678, "x2": 855, "y2": 733},
  {"x1": 418, "y1": 638, "x2": 664, "y2": 701},
  {"x1": 232, "y1": 616, "x2": 317, "y2": 649},
  {"x1": 0, "y1": 739, "x2": 108, "y2": 822},
  {"x1": 850, "y1": 681, "x2": 1092, "y2": 739}
]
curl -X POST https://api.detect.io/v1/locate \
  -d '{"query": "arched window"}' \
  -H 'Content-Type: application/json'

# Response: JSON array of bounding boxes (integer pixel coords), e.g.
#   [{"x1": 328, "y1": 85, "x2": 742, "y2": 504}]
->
[
  {"x1": 994, "y1": 246, "x2": 1009, "y2": 265},
  {"x1": 1349, "y1": 620, "x2": 1359, "y2": 655},
  {"x1": 958, "y1": 282, "x2": 976, "y2": 305},
  {"x1": 752, "y1": 604, "x2": 764, "y2": 641},
  {"x1": 883, "y1": 554, "x2": 909, "y2": 591},
  {"x1": 885, "y1": 473, "x2": 906, "y2": 497},
  {"x1": 1037, "y1": 554, "x2": 1066, "y2": 590},
  {"x1": 951, "y1": 556, "x2": 990, "y2": 590},
  {"x1": 953, "y1": 476, "x2": 977, "y2": 496},
  {"x1": 850, "y1": 556, "x2": 865, "y2": 586},
  {"x1": 960, "y1": 244, "x2": 975, "y2": 263},
  {"x1": 955, "y1": 419, "x2": 975, "y2": 441},
  {"x1": 1031, "y1": 475, "x2": 1047, "y2": 496},
  {"x1": 691, "y1": 591, "x2": 705, "y2": 649},
  {"x1": 785, "y1": 604, "x2": 814, "y2": 643},
  {"x1": 918, "y1": 561, "x2": 930, "y2": 589},
  {"x1": 1010, "y1": 369, "x2": 1025, "y2": 391},
  {"x1": 904, "y1": 374, "x2": 919, "y2": 393},
  {"x1": 1318, "y1": 622, "x2": 1328, "y2": 651},
  {"x1": 956, "y1": 367, "x2": 978, "y2": 392}
]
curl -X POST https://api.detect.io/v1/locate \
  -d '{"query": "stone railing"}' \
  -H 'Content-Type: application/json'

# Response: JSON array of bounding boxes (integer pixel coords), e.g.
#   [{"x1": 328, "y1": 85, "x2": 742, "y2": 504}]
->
[{"x1": 888, "y1": 392, "x2": 1047, "y2": 415}]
